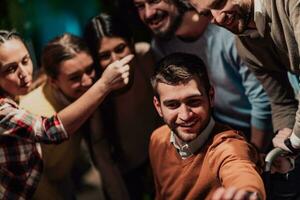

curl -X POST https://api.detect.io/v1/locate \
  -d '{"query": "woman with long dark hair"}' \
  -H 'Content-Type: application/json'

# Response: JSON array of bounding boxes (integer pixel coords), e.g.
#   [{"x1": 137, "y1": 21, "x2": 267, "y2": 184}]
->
[{"x1": 84, "y1": 13, "x2": 161, "y2": 200}]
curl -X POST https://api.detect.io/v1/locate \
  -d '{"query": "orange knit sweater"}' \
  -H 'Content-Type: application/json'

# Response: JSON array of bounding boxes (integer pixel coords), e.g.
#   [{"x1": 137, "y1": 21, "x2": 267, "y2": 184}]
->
[{"x1": 149, "y1": 123, "x2": 266, "y2": 200}]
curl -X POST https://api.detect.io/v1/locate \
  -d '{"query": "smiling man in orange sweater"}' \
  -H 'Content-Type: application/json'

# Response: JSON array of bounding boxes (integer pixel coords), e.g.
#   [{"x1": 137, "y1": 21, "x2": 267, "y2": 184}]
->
[{"x1": 149, "y1": 52, "x2": 265, "y2": 200}]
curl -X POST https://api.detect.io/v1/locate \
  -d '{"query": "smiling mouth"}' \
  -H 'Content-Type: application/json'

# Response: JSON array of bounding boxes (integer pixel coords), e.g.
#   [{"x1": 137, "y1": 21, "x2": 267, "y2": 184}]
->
[
  {"x1": 148, "y1": 13, "x2": 167, "y2": 29},
  {"x1": 179, "y1": 121, "x2": 197, "y2": 128},
  {"x1": 20, "y1": 80, "x2": 31, "y2": 88}
]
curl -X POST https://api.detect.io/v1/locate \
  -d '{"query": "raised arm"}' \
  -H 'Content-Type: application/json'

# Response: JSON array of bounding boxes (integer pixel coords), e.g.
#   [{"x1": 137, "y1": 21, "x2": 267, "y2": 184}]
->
[
  {"x1": 58, "y1": 54, "x2": 133, "y2": 134},
  {"x1": 0, "y1": 54, "x2": 133, "y2": 143},
  {"x1": 236, "y1": 37, "x2": 298, "y2": 132}
]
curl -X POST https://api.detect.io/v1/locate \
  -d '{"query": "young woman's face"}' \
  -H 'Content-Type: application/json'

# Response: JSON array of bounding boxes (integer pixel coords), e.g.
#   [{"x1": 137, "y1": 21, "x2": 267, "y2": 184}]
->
[
  {"x1": 0, "y1": 38, "x2": 33, "y2": 97},
  {"x1": 98, "y1": 36, "x2": 132, "y2": 69},
  {"x1": 52, "y1": 51, "x2": 95, "y2": 100}
]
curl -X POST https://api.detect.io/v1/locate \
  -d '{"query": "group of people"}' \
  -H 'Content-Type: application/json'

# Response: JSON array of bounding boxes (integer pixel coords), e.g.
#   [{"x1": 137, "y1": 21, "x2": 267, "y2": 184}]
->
[{"x1": 1, "y1": 0, "x2": 300, "y2": 199}]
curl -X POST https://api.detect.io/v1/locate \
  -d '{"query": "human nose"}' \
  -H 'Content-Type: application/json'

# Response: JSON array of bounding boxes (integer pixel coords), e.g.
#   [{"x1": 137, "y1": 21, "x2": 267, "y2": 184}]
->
[
  {"x1": 145, "y1": 3, "x2": 156, "y2": 19},
  {"x1": 210, "y1": 10, "x2": 226, "y2": 24},
  {"x1": 111, "y1": 52, "x2": 122, "y2": 62},
  {"x1": 81, "y1": 73, "x2": 93, "y2": 87},
  {"x1": 18, "y1": 65, "x2": 28, "y2": 79},
  {"x1": 179, "y1": 104, "x2": 193, "y2": 121}
]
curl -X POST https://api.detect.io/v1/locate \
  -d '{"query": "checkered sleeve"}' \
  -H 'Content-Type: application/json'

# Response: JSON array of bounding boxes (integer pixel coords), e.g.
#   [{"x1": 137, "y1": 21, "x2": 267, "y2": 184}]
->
[{"x1": 0, "y1": 98, "x2": 69, "y2": 144}]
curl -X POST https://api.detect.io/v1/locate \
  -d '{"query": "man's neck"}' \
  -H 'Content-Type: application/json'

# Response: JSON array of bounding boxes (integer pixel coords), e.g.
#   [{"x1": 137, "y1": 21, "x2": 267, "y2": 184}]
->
[{"x1": 175, "y1": 11, "x2": 210, "y2": 40}]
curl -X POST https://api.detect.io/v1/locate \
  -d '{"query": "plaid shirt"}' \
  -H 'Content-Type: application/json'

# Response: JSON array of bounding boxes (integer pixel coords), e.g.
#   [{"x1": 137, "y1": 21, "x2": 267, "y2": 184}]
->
[{"x1": 0, "y1": 97, "x2": 69, "y2": 199}]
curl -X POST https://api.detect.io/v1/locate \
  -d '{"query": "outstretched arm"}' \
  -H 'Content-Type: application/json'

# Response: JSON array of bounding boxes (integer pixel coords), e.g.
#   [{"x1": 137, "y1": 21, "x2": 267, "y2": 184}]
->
[
  {"x1": 212, "y1": 187, "x2": 261, "y2": 200},
  {"x1": 0, "y1": 55, "x2": 133, "y2": 144},
  {"x1": 209, "y1": 134, "x2": 266, "y2": 200}
]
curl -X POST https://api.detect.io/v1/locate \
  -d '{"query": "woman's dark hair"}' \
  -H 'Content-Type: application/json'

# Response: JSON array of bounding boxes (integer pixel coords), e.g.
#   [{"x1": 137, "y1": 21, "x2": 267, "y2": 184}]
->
[
  {"x1": 0, "y1": 30, "x2": 30, "y2": 67},
  {"x1": 84, "y1": 13, "x2": 135, "y2": 154},
  {"x1": 0, "y1": 30, "x2": 23, "y2": 44},
  {"x1": 84, "y1": 13, "x2": 134, "y2": 66},
  {"x1": 42, "y1": 33, "x2": 91, "y2": 79}
]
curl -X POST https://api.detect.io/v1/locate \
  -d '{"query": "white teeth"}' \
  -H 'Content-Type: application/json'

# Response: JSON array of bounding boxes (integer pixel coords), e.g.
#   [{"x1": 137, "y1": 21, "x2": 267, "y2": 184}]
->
[
  {"x1": 149, "y1": 14, "x2": 165, "y2": 26},
  {"x1": 180, "y1": 121, "x2": 196, "y2": 127},
  {"x1": 151, "y1": 19, "x2": 161, "y2": 26}
]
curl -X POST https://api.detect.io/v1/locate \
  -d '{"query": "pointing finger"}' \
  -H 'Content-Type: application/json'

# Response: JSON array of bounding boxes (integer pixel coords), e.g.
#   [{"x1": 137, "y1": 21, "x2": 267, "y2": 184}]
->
[{"x1": 118, "y1": 54, "x2": 134, "y2": 66}]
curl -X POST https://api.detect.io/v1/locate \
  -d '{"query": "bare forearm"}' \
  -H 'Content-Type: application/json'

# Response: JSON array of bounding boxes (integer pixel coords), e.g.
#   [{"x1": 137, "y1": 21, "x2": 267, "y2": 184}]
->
[
  {"x1": 58, "y1": 80, "x2": 110, "y2": 134},
  {"x1": 57, "y1": 54, "x2": 132, "y2": 136}
]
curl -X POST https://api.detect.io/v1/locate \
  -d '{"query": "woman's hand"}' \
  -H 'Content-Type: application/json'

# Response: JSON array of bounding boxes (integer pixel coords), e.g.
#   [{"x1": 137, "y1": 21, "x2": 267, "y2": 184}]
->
[{"x1": 100, "y1": 54, "x2": 134, "y2": 91}]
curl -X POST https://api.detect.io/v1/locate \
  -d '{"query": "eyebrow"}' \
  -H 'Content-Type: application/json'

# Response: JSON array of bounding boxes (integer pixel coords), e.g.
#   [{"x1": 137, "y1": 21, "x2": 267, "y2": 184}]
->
[
  {"x1": 163, "y1": 94, "x2": 203, "y2": 103},
  {"x1": 1, "y1": 54, "x2": 29, "y2": 69},
  {"x1": 133, "y1": 0, "x2": 143, "y2": 4},
  {"x1": 66, "y1": 70, "x2": 83, "y2": 78},
  {"x1": 98, "y1": 50, "x2": 109, "y2": 55},
  {"x1": 69, "y1": 62, "x2": 95, "y2": 75},
  {"x1": 0, "y1": 63, "x2": 17, "y2": 73}
]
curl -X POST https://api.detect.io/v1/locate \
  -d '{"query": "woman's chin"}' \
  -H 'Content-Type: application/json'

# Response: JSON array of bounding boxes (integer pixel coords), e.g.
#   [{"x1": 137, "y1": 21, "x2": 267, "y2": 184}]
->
[{"x1": 18, "y1": 88, "x2": 31, "y2": 96}]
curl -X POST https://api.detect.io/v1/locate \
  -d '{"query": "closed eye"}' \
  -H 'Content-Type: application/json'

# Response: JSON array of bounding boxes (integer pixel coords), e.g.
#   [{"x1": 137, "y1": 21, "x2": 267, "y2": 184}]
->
[
  {"x1": 3, "y1": 64, "x2": 18, "y2": 74},
  {"x1": 114, "y1": 43, "x2": 127, "y2": 54},
  {"x1": 186, "y1": 98, "x2": 202, "y2": 107},
  {"x1": 164, "y1": 101, "x2": 180, "y2": 109},
  {"x1": 69, "y1": 73, "x2": 82, "y2": 82},
  {"x1": 22, "y1": 55, "x2": 30, "y2": 66},
  {"x1": 98, "y1": 52, "x2": 111, "y2": 60},
  {"x1": 135, "y1": 3, "x2": 145, "y2": 10}
]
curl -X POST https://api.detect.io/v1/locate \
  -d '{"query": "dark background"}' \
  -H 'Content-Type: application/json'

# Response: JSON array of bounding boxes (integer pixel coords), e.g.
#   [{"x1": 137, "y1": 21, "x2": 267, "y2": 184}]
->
[{"x1": 0, "y1": 0, "x2": 151, "y2": 68}]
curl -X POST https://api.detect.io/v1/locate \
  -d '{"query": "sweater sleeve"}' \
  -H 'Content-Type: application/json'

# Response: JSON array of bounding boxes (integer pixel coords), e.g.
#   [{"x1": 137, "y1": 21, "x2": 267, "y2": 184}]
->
[
  {"x1": 236, "y1": 37, "x2": 298, "y2": 132},
  {"x1": 288, "y1": 0, "x2": 300, "y2": 70},
  {"x1": 208, "y1": 132, "x2": 266, "y2": 200},
  {"x1": 149, "y1": 127, "x2": 163, "y2": 200},
  {"x1": 288, "y1": 0, "x2": 300, "y2": 138},
  {"x1": 227, "y1": 39, "x2": 272, "y2": 132}
]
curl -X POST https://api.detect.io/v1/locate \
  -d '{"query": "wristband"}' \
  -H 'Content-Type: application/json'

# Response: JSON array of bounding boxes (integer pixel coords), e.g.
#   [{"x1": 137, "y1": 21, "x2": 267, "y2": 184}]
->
[
  {"x1": 290, "y1": 133, "x2": 300, "y2": 148},
  {"x1": 284, "y1": 137, "x2": 300, "y2": 156}
]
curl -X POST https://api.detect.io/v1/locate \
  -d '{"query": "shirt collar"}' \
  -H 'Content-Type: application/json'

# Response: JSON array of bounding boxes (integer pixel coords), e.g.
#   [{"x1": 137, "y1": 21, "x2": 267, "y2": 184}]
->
[{"x1": 170, "y1": 117, "x2": 215, "y2": 159}]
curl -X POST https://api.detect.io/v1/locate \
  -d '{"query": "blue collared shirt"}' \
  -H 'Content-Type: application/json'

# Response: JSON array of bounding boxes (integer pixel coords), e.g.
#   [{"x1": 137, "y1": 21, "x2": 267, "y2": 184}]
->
[{"x1": 152, "y1": 24, "x2": 273, "y2": 137}]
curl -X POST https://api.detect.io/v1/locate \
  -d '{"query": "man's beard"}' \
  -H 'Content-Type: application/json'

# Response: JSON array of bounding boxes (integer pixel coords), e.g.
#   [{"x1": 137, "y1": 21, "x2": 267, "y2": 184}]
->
[
  {"x1": 234, "y1": 2, "x2": 253, "y2": 33},
  {"x1": 148, "y1": 10, "x2": 184, "y2": 39}
]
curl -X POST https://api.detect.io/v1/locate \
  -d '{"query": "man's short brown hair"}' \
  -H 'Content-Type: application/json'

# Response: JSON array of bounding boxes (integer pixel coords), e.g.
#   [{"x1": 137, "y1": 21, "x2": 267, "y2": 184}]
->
[{"x1": 151, "y1": 52, "x2": 211, "y2": 98}]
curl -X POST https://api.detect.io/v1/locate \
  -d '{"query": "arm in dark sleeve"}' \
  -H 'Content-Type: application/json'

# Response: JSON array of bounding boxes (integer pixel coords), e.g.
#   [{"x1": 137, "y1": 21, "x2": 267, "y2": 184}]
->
[{"x1": 236, "y1": 37, "x2": 298, "y2": 132}]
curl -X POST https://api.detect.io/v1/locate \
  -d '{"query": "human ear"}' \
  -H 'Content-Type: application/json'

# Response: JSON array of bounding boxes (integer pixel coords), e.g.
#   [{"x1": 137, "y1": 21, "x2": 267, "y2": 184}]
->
[
  {"x1": 153, "y1": 96, "x2": 163, "y2": 117},
  {"x1": 208, "y1": 87, "x2": 215, "y2": 107},
  {"x1": 49, "y1": 77, "x2": 59, "y2": 89}
]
